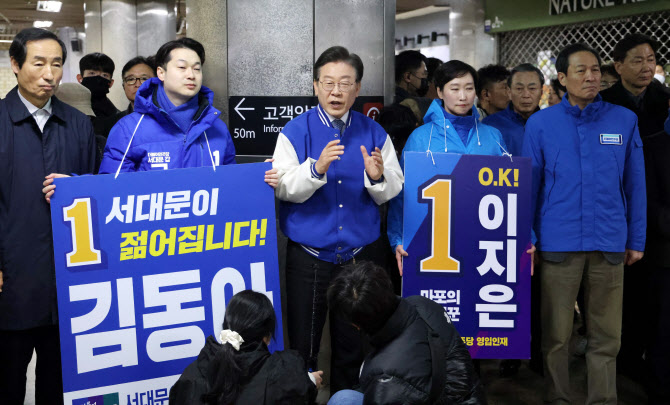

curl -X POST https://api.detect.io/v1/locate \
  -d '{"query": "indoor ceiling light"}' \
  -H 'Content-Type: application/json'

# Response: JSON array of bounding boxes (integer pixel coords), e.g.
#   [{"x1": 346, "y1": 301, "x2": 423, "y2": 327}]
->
[
  {"x1": 33, "y1": 20, "x2": 54, "y2": 28},
  {"x1": 36, "y1": 1, "x2": 63, "y2": 13}
]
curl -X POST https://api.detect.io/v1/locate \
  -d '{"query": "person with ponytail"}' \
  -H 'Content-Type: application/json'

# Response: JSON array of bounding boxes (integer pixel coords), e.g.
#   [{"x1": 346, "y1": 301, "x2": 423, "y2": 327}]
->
[{"x1": 169, "y1": 290, "x2": 323, "y2": 405}]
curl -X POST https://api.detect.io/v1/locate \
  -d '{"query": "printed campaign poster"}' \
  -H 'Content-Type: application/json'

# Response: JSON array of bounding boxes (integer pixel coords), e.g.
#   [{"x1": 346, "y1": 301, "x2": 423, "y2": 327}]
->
[
  {"x1": 50, "y1": 163, "x2": 282, "y2": 404},
  {"x1": 402, "y1": 152, "x2": 531, "y2": 359}
]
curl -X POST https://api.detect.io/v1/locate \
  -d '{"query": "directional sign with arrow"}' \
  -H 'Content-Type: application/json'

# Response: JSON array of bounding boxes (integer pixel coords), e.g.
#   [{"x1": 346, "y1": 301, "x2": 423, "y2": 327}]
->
[
  {"x1": 228, "y1": 96, "x2": 384, "y2": 156},
  {"x1": 234, "y1": 97, "x2": 255, "y2": 121}
]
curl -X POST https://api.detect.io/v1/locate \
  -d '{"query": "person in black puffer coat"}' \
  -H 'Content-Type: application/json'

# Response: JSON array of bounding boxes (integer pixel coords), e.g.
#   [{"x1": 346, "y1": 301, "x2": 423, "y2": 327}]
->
[
  {"x1": 327, "y1": 262, "x2": 486, "y2": 405},
  {"x1": 169, "y1": 290, "x2": 323, "y2": 405}
]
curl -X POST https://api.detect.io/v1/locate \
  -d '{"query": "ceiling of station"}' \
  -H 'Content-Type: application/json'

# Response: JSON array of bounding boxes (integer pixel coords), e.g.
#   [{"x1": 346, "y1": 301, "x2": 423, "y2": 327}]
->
[
  {"x1": 0, "y1": 0, "x2": 444, "y2": 38},
  {"x1": 0, "y1": 0, "x2": 85, "y2": 33}
]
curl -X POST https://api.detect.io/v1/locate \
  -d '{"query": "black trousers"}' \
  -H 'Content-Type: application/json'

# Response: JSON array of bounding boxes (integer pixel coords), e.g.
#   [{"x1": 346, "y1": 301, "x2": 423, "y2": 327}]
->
[
  {"x1": 618, "y1": 258, "x2": 650, "y2": 377},
  {"x1": 646, "y1": 268, "x2": 670, "y2": 404},
  {"x1": 0, "y1": 325, "x2": 64, "y2": 405},
  {"x1": 285, "y1": 240, "x2": 372, "y2": 394}
]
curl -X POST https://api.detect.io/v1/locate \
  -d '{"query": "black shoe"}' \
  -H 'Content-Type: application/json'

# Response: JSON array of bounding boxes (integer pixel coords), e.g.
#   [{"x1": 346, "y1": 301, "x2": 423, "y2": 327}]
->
[{"x1": 499, "y1": 359, "x2": 521, "y2": 377}]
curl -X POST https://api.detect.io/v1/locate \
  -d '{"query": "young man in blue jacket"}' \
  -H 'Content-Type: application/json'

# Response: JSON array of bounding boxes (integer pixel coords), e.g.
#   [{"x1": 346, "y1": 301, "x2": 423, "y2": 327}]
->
[
  {"x1": 522, "y1": 43, "x2": 646, "y2": 405},
  {"x1": 270, "y1": 46, "x2": 404, "y2": 394},
  {"x1": 482, "y1": 63, "x2": 544, "y2": 156},
  {"x1": 98, "y1": 38, "x2": 235, "y2": 175}
]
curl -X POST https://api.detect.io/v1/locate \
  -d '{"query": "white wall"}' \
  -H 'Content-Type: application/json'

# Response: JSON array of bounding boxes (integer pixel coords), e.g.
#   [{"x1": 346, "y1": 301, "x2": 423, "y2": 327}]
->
[{"x1": 395, "y1": 10, "x2": 450, "y2": 62}]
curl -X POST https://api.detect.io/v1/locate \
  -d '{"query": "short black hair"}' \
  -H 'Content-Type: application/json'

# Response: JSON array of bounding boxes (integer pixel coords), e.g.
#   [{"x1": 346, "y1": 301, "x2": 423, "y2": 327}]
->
[
  {"x1": 612, "y1": 33, "x2": 659, "y2": 63},
  {"x1": 155, "y1": 37, "x2": 206, "y2": 69},
  {"x1": 9, "y1": 28, "x2": 67, "y2": 69},
  {"x1": 550, "y1": 78, "x2": 566, "y2": 95},
  {"x1": 508, "y1": 63, "x2": 545, "y2": 87},
  {"x1": 426, "y1": 57, "x2": 443, "y2": 83},
  {"x1": 314, "y1": 46, "x2": 364, "y2": 83},
  {"x1": 555, "y1": 43, "x2": 602, "y2": 75},
  {"x1": 121, "y1": 56, "x2": 156, "y2": 78},
  {"x1": 79, "y1": 52, "x2": 115, "y2": 76},
  {"x1": 327, "y1": 261, "x2": 398, "y2": 336},
  {"x1": 435, "y1": 60, "x2": 478, "y2": 91},
  {"x1": 395, "y1": 50, "x2": 427, "y2": 83},
  {"x1": 476, "y1": 64, "x2": 510, "y2": 97},
  {"x1": 601, "y1": 63, "x2": 619, "y2": 79}
]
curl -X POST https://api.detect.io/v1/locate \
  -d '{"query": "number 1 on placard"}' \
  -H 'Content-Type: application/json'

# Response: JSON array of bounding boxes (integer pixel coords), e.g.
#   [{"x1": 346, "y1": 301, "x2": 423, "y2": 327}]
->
[
  {"x1": 63, "y1": 198, "x2": 102, "y2": 267},
  {"x1": 420, "y1": 179, "x2": 460, "y2": 272}
]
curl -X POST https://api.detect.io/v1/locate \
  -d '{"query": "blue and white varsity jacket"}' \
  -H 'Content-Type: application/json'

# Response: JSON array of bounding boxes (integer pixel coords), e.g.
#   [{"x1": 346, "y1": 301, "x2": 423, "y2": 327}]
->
[{"x1": 273, "y1": 104, "x2": 404, "y2": 263}]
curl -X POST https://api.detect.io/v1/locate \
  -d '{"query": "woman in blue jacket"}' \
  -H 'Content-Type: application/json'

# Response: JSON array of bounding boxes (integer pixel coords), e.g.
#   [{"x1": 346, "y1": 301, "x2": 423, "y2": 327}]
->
[{"x1": 387, "y1": 60, "x2": 508, "y2": 274}]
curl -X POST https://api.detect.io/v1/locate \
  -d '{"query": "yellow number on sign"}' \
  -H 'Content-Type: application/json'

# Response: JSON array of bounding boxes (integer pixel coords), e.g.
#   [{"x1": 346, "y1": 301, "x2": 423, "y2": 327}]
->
[
  {"x1": 63, "y1": 198, "x2": 102, "y2": 267},
  {"x1": 420, "y1": 179, "x2": 460, "y2": 272}
]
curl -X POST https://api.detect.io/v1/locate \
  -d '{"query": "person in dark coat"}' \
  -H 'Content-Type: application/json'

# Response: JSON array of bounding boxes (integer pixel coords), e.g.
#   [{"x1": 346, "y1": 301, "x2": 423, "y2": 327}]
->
[
  {"x1": 169, "y1": 290, "x2": 322, "y2": 405},
  {"x1": 600, "y1": 33, "x2": 670, "y2": 386},
  {"x1": 0, "y1": 28, "x2": 96, "y2": 405},
  {"x1": 601, "y1": 33, "x2": 669, "y2": 139},
  {"x1": 326, "y1": 262, "x2": 486, "y2": 405},
  {"x1": 640, "y1": 128, "x2": 670, "y2": 404}
]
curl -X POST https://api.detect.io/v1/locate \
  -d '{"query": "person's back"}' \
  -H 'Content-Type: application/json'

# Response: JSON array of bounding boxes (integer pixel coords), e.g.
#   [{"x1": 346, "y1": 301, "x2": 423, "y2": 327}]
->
[
  {"x1": 327, "y1": 262, "x2": 486, "y2": 405},
  {"x1": 169, "y1": 290, "x2": 320, "y2": 405}
]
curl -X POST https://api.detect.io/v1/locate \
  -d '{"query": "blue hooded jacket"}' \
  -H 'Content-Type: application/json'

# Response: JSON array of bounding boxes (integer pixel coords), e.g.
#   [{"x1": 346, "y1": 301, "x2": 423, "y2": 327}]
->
[
  {"x1": 522, "y1": 94, "x2": 646, "y2": 252},
  {"x1": 99, "y1": 77, "x2": 235, "y2": 174},
  {"x1": 387, "y1": 99, "x2": 507, "y2": 251}
]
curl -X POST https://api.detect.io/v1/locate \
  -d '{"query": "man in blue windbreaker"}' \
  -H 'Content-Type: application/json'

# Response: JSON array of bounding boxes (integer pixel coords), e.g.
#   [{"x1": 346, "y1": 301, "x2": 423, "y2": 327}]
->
[
  {"x1": 483, "y1": 63, "x2": 544, "y2": 156},
  {"x1": 522, "y1": 43, "x2": 646, "y2": 405},
  {"x1": 270, "y1": 46, "x2": 404, "y2": 394},
  {"x1": 98, "y1": 38, "x2": 235, "y2": 175}
]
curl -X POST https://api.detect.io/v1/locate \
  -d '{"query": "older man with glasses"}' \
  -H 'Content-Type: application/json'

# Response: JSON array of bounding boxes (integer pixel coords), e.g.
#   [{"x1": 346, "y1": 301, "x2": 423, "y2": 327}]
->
[{"x1": 268, "y1": 46, "x2": 403, "y2": 396}]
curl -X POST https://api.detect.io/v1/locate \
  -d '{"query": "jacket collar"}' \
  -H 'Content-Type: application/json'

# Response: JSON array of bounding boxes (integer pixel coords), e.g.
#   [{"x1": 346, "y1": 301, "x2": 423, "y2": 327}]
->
[
  {"x1": 369, "y1": 298, "x2": 416, "y2": 347},
  {"x1": 5, "y1": 86, "x2": 68, "y2": 124},
  {"x1": 134, "y1": 77, "x2": 218, "y2": 122},
  {"x1": 560, "y1": 92, "x2": 603, "y2": 118},
  {"x1": 315, "y1": 103, "x2": 353, "y2": 129}
]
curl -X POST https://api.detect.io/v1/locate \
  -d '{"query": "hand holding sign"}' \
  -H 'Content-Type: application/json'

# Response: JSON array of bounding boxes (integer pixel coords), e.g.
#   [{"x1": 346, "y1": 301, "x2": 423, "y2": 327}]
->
[
  {"x1": 360, "y1": 145, "x2": 383, "y2": 181},
  {"x1": 264, "y1": 158, "x2": 280, "y2": 189},
  {"x1": 42, "y1": 173, "x2": 71, "y2": 204}
]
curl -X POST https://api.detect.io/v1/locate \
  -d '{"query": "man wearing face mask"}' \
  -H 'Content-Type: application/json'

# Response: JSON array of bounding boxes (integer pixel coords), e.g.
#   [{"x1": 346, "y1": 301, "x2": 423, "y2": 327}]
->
[
  {"x1": 394, "y1": 50, "x2": 432, "y2": 121},
  {"x1": 76, "y1": 52, "x2": 119, "y2": 119},
  {"x1": 395, "y1": 50, "x2": 429, "y2": 101}
]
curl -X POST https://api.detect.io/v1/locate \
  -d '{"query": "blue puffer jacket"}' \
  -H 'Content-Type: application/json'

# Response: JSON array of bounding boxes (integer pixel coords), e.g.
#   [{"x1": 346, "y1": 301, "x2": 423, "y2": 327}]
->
[
  {"x1": 99, "y1": 78, "x2": 235, "y2": 174},
  {"x1": 387, "y1": 99, "x2": 507, "y2": 252},
  {"x1": 522, "y1": 94, "x2": 646, "y2": 252}
]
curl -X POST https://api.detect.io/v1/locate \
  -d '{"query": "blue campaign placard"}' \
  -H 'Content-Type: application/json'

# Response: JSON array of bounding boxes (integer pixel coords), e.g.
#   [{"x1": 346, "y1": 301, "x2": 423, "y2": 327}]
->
[
  {"x1": 50, "y1": 163, "x2": 282, "y2": 403},
  {"x1": 402, "y1": 152, "x2": 531, "y2": 359}
]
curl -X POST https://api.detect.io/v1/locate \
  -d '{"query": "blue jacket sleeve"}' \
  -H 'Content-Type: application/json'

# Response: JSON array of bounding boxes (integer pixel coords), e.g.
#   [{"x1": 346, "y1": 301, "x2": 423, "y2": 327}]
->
[
  {"x1": 99, "y1": 117, "x2": 137, "y2": 174},
  {"x1": 665, "y1": 108, "x2": 670, "y2": 135},
  {"x1": 624, "y1": 119, "x2": 646, "y2": 251},
  {"x1": 387, "y1": 152, "x2": 405, "y2": 253},
  {"x1": 522, "y1": 119, "x2": 543, "y2": 246},
  {"x1": 219, "y1": 122, "x2": 237, "y2": 165},
  {"x1": 387, "y1": 127, "x2": 425, "y2": 253}
]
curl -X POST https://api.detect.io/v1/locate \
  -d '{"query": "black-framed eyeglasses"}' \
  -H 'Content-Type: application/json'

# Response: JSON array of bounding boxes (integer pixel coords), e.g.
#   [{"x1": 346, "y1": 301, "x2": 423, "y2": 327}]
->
[
  {"x1": 123, "y1": 76, "x2": 150, "y2": 85},
  {"x1": 319, "y1": 81, "x2": 355, "y2": 93}
]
